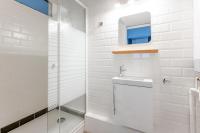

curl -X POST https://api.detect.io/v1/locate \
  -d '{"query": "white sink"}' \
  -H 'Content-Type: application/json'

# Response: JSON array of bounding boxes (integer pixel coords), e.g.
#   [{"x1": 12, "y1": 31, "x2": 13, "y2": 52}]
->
[{"x1": 112, "y1": 76, "x2": 153, "y2": 88}]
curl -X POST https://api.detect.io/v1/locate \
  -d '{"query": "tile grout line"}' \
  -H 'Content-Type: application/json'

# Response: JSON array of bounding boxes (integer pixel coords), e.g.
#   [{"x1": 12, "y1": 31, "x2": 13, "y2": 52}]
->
[{"x1": 0, "y1": 108, "x2": 48, "y2": 133}]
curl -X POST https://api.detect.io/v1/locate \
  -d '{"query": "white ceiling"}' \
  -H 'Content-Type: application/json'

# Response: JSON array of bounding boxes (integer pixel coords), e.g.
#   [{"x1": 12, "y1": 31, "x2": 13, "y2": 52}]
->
[{"x1": 80, "y1": 0, "x2": 119, "y2": 8}]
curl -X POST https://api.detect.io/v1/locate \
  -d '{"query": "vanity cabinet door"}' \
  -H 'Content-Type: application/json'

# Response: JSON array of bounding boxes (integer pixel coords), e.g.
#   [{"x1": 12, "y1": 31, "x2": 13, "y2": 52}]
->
[{"x1": 114, "y1": 84, "x2": 153, "y2": 133}]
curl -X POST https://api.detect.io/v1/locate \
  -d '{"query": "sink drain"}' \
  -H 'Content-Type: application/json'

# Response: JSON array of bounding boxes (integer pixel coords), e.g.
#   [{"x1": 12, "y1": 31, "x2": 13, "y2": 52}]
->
[{"x1": 57, "y1": 117, "x2": 66, "y2": 123}]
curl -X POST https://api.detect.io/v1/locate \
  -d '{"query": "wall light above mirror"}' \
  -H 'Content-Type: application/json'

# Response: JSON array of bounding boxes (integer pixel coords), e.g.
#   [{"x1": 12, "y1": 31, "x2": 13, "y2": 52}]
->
[{"x1": 118, "y1": 12, "x2": 151, "y2": 45}]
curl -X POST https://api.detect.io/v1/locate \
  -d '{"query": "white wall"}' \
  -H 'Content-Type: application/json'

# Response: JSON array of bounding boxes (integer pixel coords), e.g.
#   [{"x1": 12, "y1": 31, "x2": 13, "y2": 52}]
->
[
  {"x1": 193, "y1": 0, "x2": 200, "y2": 132},
  {"x1": 59, "y1": 23, "x2": 86, "y2": 105},
  {"x1": 48, "y1": 0, "x2": 86, "y2": 108},
  {"x1": 193, "y1": 0, "x2": 200, "y2": 72},
  {"x1": 84, "y1": 0, "x2": 195, "y2": 132},
  {"x1": 48, "y1": 19, "x2": 58, "y2": 110},
  {"x1": 59, "y1": 0, "x2": 86, "y2": 106},
  {"x1": 0, "y1": 0, "x2": 48, "y2": 128},
  {"x1": 48, "y1": 1, "x2": 59, "y2": 110},
  {"x1": 193, "y1": 0, "x2": 200, "y2": 60}
]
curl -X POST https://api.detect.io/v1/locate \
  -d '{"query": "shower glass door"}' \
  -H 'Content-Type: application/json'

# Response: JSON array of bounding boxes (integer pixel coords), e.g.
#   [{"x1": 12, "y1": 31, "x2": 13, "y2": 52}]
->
[
  {"x1": 48, "y1": 0, "x2": 86, "y2": 132},
  {"x1": 48, "y1": 0, "x2": 60, "y2": 133},
  {"x1": 58, "y1": 0, "x2": 86, "y2": 132}
]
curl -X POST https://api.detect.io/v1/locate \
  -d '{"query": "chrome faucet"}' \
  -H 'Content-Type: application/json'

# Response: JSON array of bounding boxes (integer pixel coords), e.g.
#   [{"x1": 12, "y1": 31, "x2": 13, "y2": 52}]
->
[{"x1": 119, "y1": 65, "x2": 127, "y2": 77}]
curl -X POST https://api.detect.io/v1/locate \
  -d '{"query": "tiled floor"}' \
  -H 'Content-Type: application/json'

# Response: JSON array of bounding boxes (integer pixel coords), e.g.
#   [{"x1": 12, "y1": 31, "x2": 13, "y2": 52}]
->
[{"x1": 9, "y1": 110, "x2": 84, "y2": 133}]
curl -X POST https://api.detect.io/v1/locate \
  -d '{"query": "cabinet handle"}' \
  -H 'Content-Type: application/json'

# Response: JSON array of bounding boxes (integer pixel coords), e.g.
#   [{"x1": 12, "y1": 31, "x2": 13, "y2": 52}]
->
[{"x1": 113, "y1": 85, "x2": 116, "y2": 115}]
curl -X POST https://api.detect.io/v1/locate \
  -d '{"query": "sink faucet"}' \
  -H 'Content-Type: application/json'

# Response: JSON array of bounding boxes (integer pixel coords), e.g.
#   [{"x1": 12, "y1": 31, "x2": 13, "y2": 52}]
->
[{"x1": 119, "y1": 65, "x2": 127, "y2": 77}]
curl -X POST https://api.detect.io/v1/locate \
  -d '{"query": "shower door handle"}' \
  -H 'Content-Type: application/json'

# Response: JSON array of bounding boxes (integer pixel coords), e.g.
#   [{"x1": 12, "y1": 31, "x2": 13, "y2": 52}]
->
[{"x1": 113, "y1": 85, "x2": 116, "y2": 115}]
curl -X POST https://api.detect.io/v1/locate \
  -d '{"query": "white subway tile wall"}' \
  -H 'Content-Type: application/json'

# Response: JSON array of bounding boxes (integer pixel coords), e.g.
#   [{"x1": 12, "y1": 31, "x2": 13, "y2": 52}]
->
[
  {"x1": 0, "y1": 0, "x2": 48, "y2": 128},
  {"x1": 48, "y1": 19, "x2": 58, "y2": 110},
  {"x1": 48, "y1": 1, "x2": 87, "y2": 109},
  {"x1": 59, "y1": 21, "x2": 86, "y2": 106},
  {"x1": 197, "y1": 102, "x2": 200, "y2": 133},
  {"x1": 86, "y1": 0, "x2": 196, "y2": 132},
  {"x1": 0, "y1": 1, "x2": 48, "y2": 56}
]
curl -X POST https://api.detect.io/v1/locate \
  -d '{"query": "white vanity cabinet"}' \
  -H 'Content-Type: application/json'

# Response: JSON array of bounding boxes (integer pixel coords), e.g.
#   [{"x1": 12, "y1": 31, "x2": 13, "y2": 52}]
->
[{"x1": 112, "y1": 77, "x2": 154, "y2": 133}]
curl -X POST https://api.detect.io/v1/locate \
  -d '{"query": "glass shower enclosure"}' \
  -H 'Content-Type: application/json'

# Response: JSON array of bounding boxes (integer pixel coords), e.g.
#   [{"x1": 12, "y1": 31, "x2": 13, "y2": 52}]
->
[{"x1": 48, "y1": 0, "x2": 86, "y2": 133}]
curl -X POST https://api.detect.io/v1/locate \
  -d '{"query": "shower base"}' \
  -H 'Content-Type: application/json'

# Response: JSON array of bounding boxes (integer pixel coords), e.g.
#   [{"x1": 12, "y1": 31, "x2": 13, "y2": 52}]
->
[{"x1": 9, "y1": 110, "x2": 84, "y2": 133}]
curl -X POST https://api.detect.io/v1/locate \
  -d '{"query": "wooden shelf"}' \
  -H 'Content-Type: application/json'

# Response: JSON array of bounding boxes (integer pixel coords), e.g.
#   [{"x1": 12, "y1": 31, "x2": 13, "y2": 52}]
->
[{"x1": 112, "y1": 49, "x2": 159, "y2": 54}]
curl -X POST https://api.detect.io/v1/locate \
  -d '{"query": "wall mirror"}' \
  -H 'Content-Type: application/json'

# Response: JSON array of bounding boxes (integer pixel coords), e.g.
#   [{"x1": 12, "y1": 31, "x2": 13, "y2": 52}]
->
[{"x1": 118, "y1": 12, "x2": 151, "y2": 46}]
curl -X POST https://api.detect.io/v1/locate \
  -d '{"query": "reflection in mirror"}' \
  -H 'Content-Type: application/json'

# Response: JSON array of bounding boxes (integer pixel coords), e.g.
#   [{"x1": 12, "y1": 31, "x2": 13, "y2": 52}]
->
[{"x1": 119, "y1": 12, "x2": 151, "y2": 45}]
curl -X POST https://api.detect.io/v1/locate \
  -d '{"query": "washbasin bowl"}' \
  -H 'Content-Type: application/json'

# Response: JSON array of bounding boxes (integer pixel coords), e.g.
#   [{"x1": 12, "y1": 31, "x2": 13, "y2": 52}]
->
[{"x1": 112, "y1": 76, "x2": 153, "y2": 88}]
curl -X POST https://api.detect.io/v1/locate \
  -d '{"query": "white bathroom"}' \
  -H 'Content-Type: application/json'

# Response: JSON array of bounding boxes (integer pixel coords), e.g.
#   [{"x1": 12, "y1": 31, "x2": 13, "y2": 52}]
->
[{"x1": 0, "y1": 0, "x2": 199, "y2": 133}]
